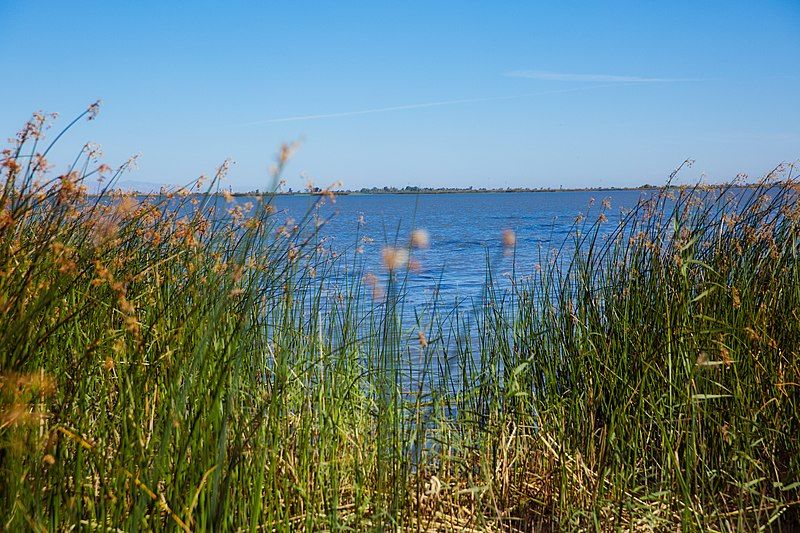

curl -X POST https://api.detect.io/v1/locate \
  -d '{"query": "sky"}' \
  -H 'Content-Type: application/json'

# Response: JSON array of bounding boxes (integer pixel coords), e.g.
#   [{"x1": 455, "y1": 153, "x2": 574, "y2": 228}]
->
[{"x1": 1, "y1": 1, "x2": 798, "y2": 190}]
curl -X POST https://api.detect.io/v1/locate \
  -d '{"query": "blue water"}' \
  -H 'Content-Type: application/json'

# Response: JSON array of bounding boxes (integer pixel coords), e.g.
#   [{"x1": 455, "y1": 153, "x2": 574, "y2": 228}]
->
[{"x1": 265, "y1": 190, "x2": 654, "y2": 303}]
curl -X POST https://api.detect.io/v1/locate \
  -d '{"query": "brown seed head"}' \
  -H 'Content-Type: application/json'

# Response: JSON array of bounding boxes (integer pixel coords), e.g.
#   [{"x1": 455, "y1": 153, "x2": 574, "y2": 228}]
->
[
  {"x1": 382, "y1": 247, "x2": 409, "y2": 272},
  {"x1": 503, "y1": 229, "x2": 516, "y2": 248},
  {"x1": 410, "y1": 228, "x2": 430, "y2": 249}
]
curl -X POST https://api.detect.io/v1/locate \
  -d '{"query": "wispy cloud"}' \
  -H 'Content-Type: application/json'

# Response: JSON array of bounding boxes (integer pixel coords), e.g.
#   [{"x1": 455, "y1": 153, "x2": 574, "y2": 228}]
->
[
  {"x1": 240, "y1": 96, "x2": 518, "y2": 125},
  {"x1": 233, "y1": 82, "x2": 644, "y2": 126},
  {"x1": 505, "y1": 70, "x2": 672, "y2": 82}
]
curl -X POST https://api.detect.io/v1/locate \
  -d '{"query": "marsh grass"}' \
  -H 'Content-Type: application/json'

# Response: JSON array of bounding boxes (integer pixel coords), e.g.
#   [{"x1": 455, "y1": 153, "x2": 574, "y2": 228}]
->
[{"x1": 1, "y1": 108, "x2": 798, "y2": 531}]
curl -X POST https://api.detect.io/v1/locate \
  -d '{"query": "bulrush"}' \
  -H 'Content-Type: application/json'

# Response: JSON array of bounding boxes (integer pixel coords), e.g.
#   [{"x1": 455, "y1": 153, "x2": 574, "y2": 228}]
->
[
  {"x1": 503, "y1": 228, "x2": 516, "y2": 248},
  {"x1": 410, "y1": 228, "x2": 430, "y2": 249},
  {"x1": 418, "y1": 330, "x2": 428, "y2": 348},
  {"x1": 381, "y1": 246, "x2": 409, "y2": 272},
  {"x1": 2, "y1": 105, "x2": 798, "y2": 531},
  {"x1": 362, "y1": 272, "x2": 384, "y2": 299}
]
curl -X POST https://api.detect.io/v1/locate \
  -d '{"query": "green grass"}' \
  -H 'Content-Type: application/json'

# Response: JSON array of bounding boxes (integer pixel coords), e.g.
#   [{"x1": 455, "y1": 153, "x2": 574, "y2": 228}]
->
[{"x1": 1, "y1": 108, "x2": 798, "y2": 531}]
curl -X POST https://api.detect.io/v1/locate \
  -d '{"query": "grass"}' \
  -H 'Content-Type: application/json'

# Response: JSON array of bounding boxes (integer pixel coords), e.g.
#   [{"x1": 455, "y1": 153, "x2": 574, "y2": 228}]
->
[{"x1": 1, "y1": 107, "x2": 798, "y2": 531}]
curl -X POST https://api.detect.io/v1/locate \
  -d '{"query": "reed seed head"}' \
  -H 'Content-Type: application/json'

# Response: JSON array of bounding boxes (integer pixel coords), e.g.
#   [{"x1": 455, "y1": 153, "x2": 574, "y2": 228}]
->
[
  {"x1": 503, "y1": 229, "x2": 516, "y2": 248},
  {"x1": 381, "y1": 246, "x2": 409, "y2": 272},
  {"x1": 410, "y1": 228, "x2": 430, "y2": 249}
]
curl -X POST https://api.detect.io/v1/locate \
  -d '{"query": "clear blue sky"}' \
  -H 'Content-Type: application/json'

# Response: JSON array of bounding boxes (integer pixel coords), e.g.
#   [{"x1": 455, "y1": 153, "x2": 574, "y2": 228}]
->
[{"x1": 1, "y1": 1, "x2": 798, "y2": 190}]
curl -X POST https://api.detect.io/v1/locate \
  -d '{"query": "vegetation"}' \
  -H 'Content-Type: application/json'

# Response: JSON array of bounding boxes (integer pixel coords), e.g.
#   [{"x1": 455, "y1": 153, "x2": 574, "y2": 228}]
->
[{"x1": 1, "y1": 107, "x2": 798, "y2": 531}]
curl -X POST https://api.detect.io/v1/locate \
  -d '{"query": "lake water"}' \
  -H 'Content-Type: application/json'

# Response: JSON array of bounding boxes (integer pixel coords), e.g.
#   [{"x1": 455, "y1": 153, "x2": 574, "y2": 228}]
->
[{"x1": 264, "y1": 190, "x2": 657, "y2": 307}]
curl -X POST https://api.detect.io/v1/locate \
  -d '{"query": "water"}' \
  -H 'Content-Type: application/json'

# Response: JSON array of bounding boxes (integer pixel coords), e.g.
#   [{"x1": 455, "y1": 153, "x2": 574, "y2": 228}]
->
[{"x1": 265, "y1": 190, "x2": 655, "y2": 303}]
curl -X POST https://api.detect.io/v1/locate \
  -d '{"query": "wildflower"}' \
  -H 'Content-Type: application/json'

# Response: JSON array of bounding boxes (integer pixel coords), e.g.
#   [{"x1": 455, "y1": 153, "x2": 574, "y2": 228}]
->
[
  {"x1": 410, "y1": 228, "x2": 430, "y2": 249},
  {"x1": 598, "y1": 213, "x2": 608, "y2": 224},
  {"x1": 602, "y1": 197, "x2": 612, "y2": 210},
  {"x1": 222, "y1": 189, "x2": 234, "y2": 203},
  {"x1": 381, "y1": 247, "x2": 409, "y2": 272},
  {"x1": 502, "y1": 229, "x2": 516, "y2": 248}
]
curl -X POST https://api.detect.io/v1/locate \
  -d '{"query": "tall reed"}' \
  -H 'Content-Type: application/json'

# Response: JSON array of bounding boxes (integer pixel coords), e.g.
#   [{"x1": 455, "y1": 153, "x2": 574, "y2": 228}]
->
[{"x1": 1, "y1": 108, "x2": 798, "y2": 530}]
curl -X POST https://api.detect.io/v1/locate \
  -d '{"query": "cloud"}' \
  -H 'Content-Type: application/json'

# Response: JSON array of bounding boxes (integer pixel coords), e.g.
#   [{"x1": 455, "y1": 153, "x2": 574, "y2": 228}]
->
[{"x1": 506, "y1": 70, "x2": 672, "y2": 82}]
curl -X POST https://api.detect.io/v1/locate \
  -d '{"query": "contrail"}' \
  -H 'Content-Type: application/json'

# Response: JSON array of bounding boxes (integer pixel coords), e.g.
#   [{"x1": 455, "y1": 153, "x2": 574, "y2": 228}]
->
[
  {"x1": 505, "y1": 70, "x2": 674, "y2": 82},
  {"x1": 233, "y1": 82, "x2": 661, "y2": 126}
]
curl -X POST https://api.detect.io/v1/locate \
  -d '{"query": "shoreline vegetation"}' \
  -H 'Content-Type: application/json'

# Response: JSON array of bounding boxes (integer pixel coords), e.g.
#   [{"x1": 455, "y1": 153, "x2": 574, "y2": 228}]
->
[
  {"x1": 2, "y1": 106, "x2": 799, "y2": 531},
  {"x1": 109, "y1": 183, "x2": 768, "y2": 198}
]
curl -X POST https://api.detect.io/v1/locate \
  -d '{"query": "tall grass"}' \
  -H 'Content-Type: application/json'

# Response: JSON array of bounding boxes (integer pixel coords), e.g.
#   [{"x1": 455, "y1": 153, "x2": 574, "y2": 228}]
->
[{"x1": 1, "y1": 107, "x2": 798, "y2": 531}]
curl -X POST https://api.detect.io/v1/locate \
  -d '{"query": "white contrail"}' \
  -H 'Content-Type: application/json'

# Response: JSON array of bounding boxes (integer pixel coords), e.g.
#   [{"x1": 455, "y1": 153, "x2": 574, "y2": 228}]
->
[
  {"x1": 505, "y1": 70, "x2": 673, "y2": 82},
  {"x1": 234, "y1": 82, "x2": 655, "y2": 126}
]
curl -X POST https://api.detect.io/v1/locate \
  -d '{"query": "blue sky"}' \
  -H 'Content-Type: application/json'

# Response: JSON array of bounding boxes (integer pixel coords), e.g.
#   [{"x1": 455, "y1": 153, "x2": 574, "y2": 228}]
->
[{"x1": 1, "y1": 1, "x2": 798, "y2": 190}]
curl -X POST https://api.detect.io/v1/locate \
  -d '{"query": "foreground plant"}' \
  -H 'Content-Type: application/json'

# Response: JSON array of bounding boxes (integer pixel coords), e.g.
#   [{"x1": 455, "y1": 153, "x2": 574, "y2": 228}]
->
[{"x1": 0, "y1": 107, "x2": 798, "y2": 531}]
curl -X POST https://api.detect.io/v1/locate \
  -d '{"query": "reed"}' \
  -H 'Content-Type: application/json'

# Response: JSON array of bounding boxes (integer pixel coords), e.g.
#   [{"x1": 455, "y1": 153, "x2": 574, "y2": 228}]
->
[{"x1": 1, "y1": 107, "x2": 798, "y2": 530}]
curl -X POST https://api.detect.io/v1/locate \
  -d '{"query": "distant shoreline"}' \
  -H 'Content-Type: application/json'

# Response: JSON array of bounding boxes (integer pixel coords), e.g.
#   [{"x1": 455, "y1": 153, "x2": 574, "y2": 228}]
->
[{"x1": 105, "y1": 183, "x2": 765, "y2": 197}]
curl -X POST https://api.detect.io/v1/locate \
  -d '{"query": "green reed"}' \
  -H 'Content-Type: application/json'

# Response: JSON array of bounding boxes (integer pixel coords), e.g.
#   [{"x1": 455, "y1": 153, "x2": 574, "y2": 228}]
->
[{"x1": 0, "y1": 108, "x2": 798, "y2": 531}]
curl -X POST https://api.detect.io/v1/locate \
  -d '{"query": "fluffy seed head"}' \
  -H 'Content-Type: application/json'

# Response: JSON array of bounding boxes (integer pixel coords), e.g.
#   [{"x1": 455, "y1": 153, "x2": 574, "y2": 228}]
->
[
  {"x1": 410, "y1": 228, "x2": 430, "y2": 249},
  {"x1": 503, "y1": 229, "x2": 516, "y2": 248},
  {"x1": 381, "y1": 247, "x2": 409, "y2": 272}
]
